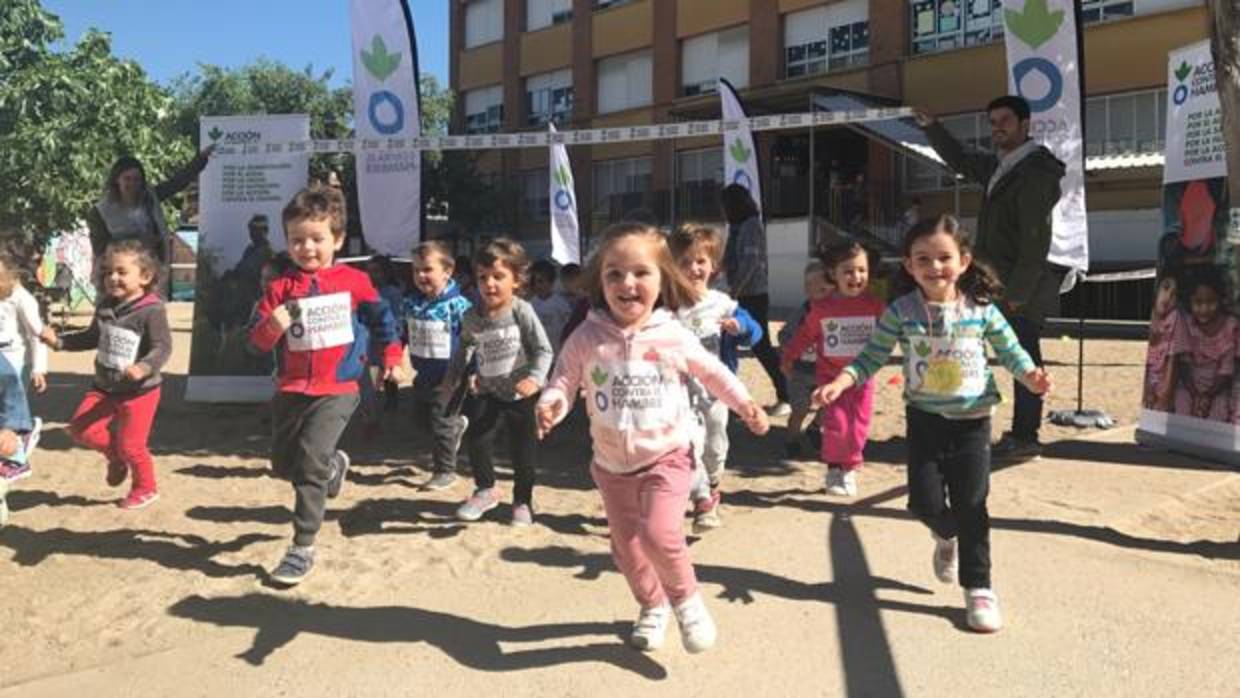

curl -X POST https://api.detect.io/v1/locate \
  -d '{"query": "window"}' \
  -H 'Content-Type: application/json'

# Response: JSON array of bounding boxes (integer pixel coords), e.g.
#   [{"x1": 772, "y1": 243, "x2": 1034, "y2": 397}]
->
[
  {"x1": 526, "y1": 69, "x2": 574, "y2": 126},
  {"x1": 520, "y1": 170, "x2": 550, "y2": 223},
  {"x1": 904, "y1": 113, "x2": 979, "y2": 191},
  {"x1": 597, "y1": 51, "x2": 652, "y2": 113},
  {"x1": 676, "y1": 148, "x2": 724, "y2": 220},
  {"x1": 910, "y1": 0, "x2": 1003, "y2": 55},
  {"x1": 527, "y1": 0, "x2": 572, "y2": 31},
  {"x1": 464, "y1": 85, "x2": 504, "y2": 134},
  {"x1": 596, "y1": 0, "x2": 636, "y2": 9},
  {"x1": 1081, "y1": 0, "x2": 1202, "y2": 24},
  {"x1": 785, "y1": 0, "x2": 870, "y2": 78},
  {"x1": 464, "y1": 0, "x2": 503, "y2": 48},
  {"x1": 682, "y1": 26, "x2": 749, "y2": 96},
  {"x1": 593, "y1": 157, "x2": 653, "y2": 218}
]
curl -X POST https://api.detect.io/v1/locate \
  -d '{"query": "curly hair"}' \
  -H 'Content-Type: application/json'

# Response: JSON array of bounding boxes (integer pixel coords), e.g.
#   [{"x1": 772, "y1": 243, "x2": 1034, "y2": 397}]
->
[
  {"x1": 896, "y1": 214, "x2": 1003, "y2": 304},
  {"x1": 102, "y1": 238, "x2": 163, "y2": 292},
  {"x1": 474, "y1": 238, "x2": 531, "y2": 287}
]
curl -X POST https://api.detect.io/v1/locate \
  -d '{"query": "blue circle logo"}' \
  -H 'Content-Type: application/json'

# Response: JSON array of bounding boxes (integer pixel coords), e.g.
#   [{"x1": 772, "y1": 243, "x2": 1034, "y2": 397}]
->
[
  {"x1": 554, "y1": 189, "x2": 574, "y2": 211},
  {"x1": 368, "y1": 90, "x2": 405, "y2": 135},
  {"x1": 1173, "y1": 84, "x2": 1189, "y2": 106},
  {"x1": 594, "y1": 391, "x2": 609, "y2": 412},
  {"x1": 732, "y1": 170, "x2": 753, "y2": 190},
  {"x1": 1012, "y1": 57, "x2": 1063, "y2": 113}
]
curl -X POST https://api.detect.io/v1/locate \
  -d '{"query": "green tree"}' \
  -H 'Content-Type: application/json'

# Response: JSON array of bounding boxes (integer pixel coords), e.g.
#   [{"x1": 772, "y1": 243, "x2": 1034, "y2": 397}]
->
[{"x1": 0, "y1": 0, "x2": 192, "y2": 247}]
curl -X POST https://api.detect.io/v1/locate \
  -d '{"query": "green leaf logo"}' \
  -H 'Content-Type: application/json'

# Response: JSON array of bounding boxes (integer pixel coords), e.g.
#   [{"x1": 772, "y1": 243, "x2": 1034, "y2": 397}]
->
[
  {"x1": 208, "y1": 126, "x2": 223, "y2": 142},
  {"x1": 1174, "y1": 61, "x2": 1192, "y2": 83},
  {"x1": 914, "y1": 341, "x2": 931, "y2": 358},
  {"x1": 590, "y1": 366, "x2": 609, "y2": 387},
  {"x1": 1004, "y1": 0, "x2": 1064, "y2": 49},
  {"x1": 825, "y1": 321, "x2": 839, "y2": 332},
  {"x1": 361, "y1": 35, "x2": 401, "y2": 82},
  {"x1": 728, "y1": 137, "x2": 751, "y2": 164},
  {"x1": 554, "y1": 164, "x2": 571, "y2": 187}
]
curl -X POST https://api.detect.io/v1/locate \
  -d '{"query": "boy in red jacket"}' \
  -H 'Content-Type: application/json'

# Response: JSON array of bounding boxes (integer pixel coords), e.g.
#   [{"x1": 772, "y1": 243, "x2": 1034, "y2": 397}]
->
[{"x1": 249, "y1": 185, "x2": 402, "y2": 585}]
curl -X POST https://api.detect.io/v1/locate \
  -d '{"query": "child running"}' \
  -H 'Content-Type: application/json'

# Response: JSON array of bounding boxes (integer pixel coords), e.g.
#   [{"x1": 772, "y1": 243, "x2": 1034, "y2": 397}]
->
[
  {"x1": 405, "y1": 241, "x2": 472, "y2": 491},
  {"x1": 248, "y1": 185, "x2": 402, "y2": 585},
  {"x1": 41, "y1": 240, "x2": 172, "y2": 509},
  {"x1": 668, "y1": 224, "x2": 762, "y2": 532},
  {"x1": 536, "y1": 222, "x2": 769, "y2": 653},
  {"x1": 814, "y1": 215, "x2": 1051, "y2": 633},
  {"x1": 780, "y1": 241, "x2": 885, "y2": 497},
  {"x1": 0, "y1": 253, "x2": 47, "y2": 481},
  {"x1": 443, "y1": 239, "x2": 553, "y2": 525},
  {"x1": 778, "y1": 260, "x2": 832, "y2": 459}
]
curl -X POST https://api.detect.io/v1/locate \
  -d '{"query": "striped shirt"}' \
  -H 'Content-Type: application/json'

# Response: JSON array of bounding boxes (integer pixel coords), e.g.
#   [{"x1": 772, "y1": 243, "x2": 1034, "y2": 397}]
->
[{"x1": 843, "y1": 291, "x2": 1035, "y2": 419}]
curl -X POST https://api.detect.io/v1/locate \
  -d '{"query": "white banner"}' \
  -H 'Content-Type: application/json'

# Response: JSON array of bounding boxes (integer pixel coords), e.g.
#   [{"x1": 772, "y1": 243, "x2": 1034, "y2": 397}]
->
[
  {"x1": 1164, "y1": 40, "x2": 1228, "y2": 185},
  {"x1": 719, "y1": 78, "x2": 762, "y2": 215},
  {"x1": 188, "y1": 114, "x2": 310, "y2": 402},
  {"x1": 350, "y1": 0, "x2": 422, "y2": 254},
  {"x1": 548, "y1": 123, "x2": 580, "y2": 264},
  {"x1": 1002, "y1": 0, "x2": 1088, "y2": 275}
]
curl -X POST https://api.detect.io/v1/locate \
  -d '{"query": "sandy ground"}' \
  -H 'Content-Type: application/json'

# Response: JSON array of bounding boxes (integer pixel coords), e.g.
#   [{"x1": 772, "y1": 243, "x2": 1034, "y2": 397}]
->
[{"x1": 1, "y1": 303, "x2": 1237, "y2": 697}]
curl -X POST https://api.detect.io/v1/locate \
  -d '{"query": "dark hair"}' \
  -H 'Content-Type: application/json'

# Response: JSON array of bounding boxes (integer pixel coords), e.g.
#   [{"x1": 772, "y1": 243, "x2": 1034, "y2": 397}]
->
[
  {"x1": 530, "y1": 259, "x2": 558, "y2": 283},
  {"x1": 367, "y1": 254, "x2": 399, "y2": 286},
  {"x1": 474, "y1": 238, "x2": 530, "y2": 287},
  {"x1": 898, "y1": 215, "x2": 1003, "y2": 304},
  {"x1": 1180, "y1": 264, "x2": 1228, "y2": 311},
  {"x1": 103, "y1": 239, "x2": 162, "y2": 292},
  {"x1": 581, "y1": 221, "x2": 701, "y2": 313},
  {"x1": 560, "y1": 262, "x2": 581, "y2": 278},
  {"x1": 454, "y1": 255, "x2": 473, "y2": 280},
  {"x1": 720, "y1": 184, "x2": 759, "y2": 224},
  {"x1": 282, "y1": 184, "x2": 347, "y2": 239},
  {"x1": 106, "y1": 156, "x2": 147, "y2": 199},
  {"x1": 987, "y1": 95, "x2": 1031, "y2": 122},
  {"x1": 816, "y1": 240, "x2": 872, "y2": 284}
]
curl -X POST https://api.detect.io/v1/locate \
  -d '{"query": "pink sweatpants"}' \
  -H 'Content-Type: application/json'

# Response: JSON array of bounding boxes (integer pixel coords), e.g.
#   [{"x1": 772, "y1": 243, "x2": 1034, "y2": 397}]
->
[
  {"x1": 820, "y1": 379, "x2": 875, "y2": 470},
  {"x1": 591, "y1": 449, "x2": 697, "y2": 609}
]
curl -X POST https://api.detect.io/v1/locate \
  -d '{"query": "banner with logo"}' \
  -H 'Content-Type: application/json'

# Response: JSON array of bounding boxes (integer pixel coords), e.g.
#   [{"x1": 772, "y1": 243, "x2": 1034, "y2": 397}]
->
[
  {"x1": 1136, "y1": 40, "x2": 1235, "y2": 464},
  {"x1": 718, "y1": 78, "x2": 762, "y2": 216},
  {"x1": 186, "y1": 114, "x2": 310, "y2": 402},
  {"x1": 1002, "y1": 0, "x2": 1088, "y2": 277},
  {"x1": 350, "y1": 0, "x2": 422, "y2": 255},
  {"x1": 548, "y1": 123, "x2": 580, "y2": 264}
]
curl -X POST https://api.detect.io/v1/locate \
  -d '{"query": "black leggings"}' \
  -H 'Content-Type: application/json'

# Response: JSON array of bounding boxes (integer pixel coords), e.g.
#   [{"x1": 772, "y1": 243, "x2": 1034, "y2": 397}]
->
[
  {"x1": 465, "y1": 394, "x2": 539, "y2": 505},
  {"x1": 738, "y1": 294, "x2": 789, "y2": 403}
]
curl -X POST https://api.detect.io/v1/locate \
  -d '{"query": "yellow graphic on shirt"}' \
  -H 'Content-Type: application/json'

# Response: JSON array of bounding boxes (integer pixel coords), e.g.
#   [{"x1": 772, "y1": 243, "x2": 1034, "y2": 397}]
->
[{"x1": 923, "y1": 357, "x2": 963, "y2": 394}]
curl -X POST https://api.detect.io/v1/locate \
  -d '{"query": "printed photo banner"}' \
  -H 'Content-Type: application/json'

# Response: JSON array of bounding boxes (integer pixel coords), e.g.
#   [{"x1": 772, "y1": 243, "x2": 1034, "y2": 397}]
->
[{"x1": 207, "y1": 107, "x2": 915, "y2": 158}]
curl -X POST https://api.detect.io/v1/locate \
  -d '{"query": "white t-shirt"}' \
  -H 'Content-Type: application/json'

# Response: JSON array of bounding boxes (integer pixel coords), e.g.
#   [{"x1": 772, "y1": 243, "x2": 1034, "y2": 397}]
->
[
  {"x1": 531, "y1": 293, "x2": 573, "y2": 353},
  {"x1": 0, "y1": 285, "x2": 47, "y2": 375}
]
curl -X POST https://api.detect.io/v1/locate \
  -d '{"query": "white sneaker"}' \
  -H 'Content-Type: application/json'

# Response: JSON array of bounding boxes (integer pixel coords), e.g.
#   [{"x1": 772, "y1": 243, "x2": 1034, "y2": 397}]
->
[
  {"x1": 628, "y1": 603, "x2": 671, "y2": 651},
  {"x1": 673, "y1": 592, "x2": 717, "y2": 653},
  {"x1": 840, "y1": 469, "x2": 858, "y2": 496},
  {"x1": 0, "y1": 478, "x2": 8, "y2": 527},
  {"x1": 965, "y1": 588, "x2": 1002, "y2": 633},
  {"x1": 933, "y1": 534, "x2": 958, "y2": 584},
  {"x1": 825, "y1": 468, "x2": 848, "y2": 496}
]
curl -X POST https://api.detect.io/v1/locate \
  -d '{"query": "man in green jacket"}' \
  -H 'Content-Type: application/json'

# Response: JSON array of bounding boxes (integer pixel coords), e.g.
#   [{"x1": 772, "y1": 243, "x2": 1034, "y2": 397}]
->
[{"x1": 915, "y1": 96, "x2": 1066, "y2": 463}]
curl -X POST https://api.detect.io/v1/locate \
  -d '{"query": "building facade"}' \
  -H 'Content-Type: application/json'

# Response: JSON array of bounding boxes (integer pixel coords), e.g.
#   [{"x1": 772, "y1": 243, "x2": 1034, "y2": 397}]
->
[{"x1": 449, "y1": 0, "x2": 1210, "y2": 268}]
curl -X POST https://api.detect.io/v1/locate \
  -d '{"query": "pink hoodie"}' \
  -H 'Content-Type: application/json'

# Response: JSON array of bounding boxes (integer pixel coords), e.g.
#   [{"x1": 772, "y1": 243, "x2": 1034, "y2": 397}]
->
[{"x1": 541, "y1": 308, "x2": 753, "y2": 474}]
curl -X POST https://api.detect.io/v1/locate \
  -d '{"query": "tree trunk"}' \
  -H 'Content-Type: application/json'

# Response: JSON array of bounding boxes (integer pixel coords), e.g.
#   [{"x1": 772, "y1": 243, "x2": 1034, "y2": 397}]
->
[{"x1": 1208, "y1": 1, "x2": 1240, "y2": 239}]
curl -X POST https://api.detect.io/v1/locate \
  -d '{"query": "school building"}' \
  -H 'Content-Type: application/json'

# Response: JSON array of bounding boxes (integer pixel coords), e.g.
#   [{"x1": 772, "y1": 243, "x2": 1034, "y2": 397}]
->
[{"x1": 449, "y1": 0, "x2": 1211, "y2": 315}]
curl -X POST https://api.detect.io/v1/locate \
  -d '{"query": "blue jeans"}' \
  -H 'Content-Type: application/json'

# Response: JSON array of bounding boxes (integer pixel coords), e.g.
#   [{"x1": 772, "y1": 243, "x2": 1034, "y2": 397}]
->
[
  {"x1": 1008, "y1": 316, "x2": 1043, "y2": 441},
  {"x1": 0, "y1": 353, "x2": 33, "y2": 465}
]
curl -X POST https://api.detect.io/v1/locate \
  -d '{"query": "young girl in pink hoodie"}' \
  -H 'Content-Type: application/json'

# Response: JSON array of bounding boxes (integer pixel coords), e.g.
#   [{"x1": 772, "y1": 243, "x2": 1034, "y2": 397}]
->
[{"x1": 537, "y1": 222, "x2": 769, "y2": 654}]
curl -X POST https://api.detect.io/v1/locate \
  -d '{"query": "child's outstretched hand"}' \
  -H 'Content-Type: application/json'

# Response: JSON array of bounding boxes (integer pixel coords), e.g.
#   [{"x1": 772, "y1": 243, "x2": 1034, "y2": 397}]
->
[
  {"x1": 1023, "y1": 367, "x2": 1052, "y2": 396},
  {"x1": 124, "y1": 364, "x2": 150, "y2": 382},
  {"x1": 0, "y1": 429, "x2": 17, "y2": 459},
  {"x1": 739, "y1": 402, "x2": 769, "y2": 436},
  {"x1": 38, "y1": 326, "x2": 58, "y2": 348},
  {"x1": 30, "y1": 373, "x2": 46, "y2": 394},
  {"x1": 514, "y1": 377, "x2": 540, "y2": 398},
  {"x1": 719, "y1": 317, "x2": 741, "y2": 336},
  {"x1": 812, "y1": 374, "x2": 856, "y2": 407},
  {"x1": 268, "y1": 302, "x2": 295, "y2": 335},
  {"x1": 536, "y1": 397, "x2": 566, "y2": 440}
]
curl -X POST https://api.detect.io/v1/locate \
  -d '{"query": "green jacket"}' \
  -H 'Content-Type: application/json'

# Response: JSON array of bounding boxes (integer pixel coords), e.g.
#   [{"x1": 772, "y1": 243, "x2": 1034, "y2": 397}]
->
[{"x1": 924, "y1": 123, "x2": 1066, "y2": 323}]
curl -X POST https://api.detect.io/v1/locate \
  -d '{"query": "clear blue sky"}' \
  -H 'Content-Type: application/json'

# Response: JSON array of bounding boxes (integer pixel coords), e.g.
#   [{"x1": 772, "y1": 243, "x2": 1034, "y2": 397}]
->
[{"x1": 43, "y1": 0, "x2": 449, "y2": 88}]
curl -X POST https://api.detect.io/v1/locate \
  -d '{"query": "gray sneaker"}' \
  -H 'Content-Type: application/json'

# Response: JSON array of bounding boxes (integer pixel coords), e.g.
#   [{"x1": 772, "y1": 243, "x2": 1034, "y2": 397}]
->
[
  {"x1": 423, "y1": 471, "x2": 458, "y2": 491},
  {"x1": 456, "y1": 487, "x2": 499, "y2": 521},
  {"x1": 992, "y1": 434, "x2": 1042, "y2": 464},
  {"x1": 0, "y1": 478, "x2": 9, "y2": 527},
  {"x1": 270, "y1": 545, "x2": 315, "y2": 586},
  {"x1": 326, "y1": 450, "x2": 350, "y2": 499},
  {"x1": 511, "y1": 502, "x2": 534, "y2": 527}
]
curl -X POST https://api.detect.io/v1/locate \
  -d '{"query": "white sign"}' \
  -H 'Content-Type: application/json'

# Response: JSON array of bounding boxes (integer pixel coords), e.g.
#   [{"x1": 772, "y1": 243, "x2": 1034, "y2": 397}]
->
[
  {"x1": 591, "y1": 360, "x2": 686, "y2": 430},
  {"x1": 821, "y1": 316, "x2": 875, "y2": 358},
  {"x1": 476, "y1": 325, "x2": 525, "y2": 378},
  {"x1": 98, "y1": 325, "x2": 141, "y2": 371},
  {"x1": 351, "y1": 0, "x2": 423, "y2": 254},
  {"x1": 287, "y1": 293, "x2": 355, "y2": 352},
  {"x1": 1164, "y1": 40, "x2": 1228, "y2": 185},
  {"x1": 719, "y1": 78, "x2": 762, "y2": 215},
  {"x1": 548, "y1": 123, "x2": 580, "y2": 264},
  {"x1": 408, "y1": 318, "x2": 451, "y2": 359},
  {"x1": 1002, "y1": 0, "x2": 1089, "y2": 275}
]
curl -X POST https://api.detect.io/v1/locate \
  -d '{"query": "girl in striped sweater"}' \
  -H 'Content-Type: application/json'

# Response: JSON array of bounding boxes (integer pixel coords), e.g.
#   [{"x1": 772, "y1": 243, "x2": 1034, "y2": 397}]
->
[{"x1": 814, "y1": 215, "x2": 1051, "y2": 634}]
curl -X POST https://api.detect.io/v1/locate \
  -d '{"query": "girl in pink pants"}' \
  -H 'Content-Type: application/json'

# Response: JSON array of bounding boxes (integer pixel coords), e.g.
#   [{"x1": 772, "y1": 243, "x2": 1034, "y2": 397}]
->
[{"x1": 537, "y1": 222, "x2": 768, "y2": 654}]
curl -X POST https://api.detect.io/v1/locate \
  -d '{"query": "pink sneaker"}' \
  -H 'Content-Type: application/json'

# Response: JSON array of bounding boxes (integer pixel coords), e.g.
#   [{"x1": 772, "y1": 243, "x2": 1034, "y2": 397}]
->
[{"x1": 118, "y1": 490, "x2": 160, "y2": 510}]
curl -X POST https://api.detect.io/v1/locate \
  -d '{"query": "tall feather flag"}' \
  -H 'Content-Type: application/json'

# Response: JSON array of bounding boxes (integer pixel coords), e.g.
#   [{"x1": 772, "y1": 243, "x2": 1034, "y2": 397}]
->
[
  {"x1": 718, "y1": 77, "x2": 762, "y2": 216},
  {"x1": 548, "y1": 123, "x2": 580, "y2": 264},
  {"x1": 350, "y1": 0, "x2": 423, "y2": 254}
]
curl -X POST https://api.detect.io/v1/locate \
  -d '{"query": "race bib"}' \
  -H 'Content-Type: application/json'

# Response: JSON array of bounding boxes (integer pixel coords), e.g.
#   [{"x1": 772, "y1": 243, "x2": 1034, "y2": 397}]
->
[
  {"x1": 408, "y1": 318, "x2": 451, "y2": 359},
  {"x1": 907, "y1": 334, "x2": 988, "y2": 396},
  {"x1": 589, "y1": 359, "x2": 687, "y2": 430},
  {"x1": 822, "y1": 316, "x2": 876, "y2": 358},
  {"x1": 678, "y1": 299, "x2": 734, "y2": 355},
  {"x1": 0, "y1": 304, "x2": 14, "y2": 347},
  {"x1": 98, "y1": 324, "x2": 141, "y2": 370},
  {"x1": 287, "y1": 293, "x2": 354, "y2": 353},
  {"x1": 475, "y1": 325, "x2": 525, "y2": 378}
]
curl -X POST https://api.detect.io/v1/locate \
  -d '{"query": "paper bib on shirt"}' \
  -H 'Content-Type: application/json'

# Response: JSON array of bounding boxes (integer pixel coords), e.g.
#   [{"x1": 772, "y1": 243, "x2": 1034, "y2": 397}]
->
[
  {"x1": 907, "y1": 334, "x2": 988, "y2": 396},
  {"x1": 0, "y1": 304, "x2": 14, "y2": 347},
  {"x1": 678, "y1": 298, "x2": 735, "y2": 355},
  {"x1": 822, "y1": 316, "x2": 875, "y2": 358},
  {"x1": 408, "y1": 318, "x2": 451, "y2": 359},
  {"x1": 287, "y1": 293, "x2": 354, "y2": 352},
  {"x1": 475, "y1": 325, "x2": 525, "y2": 378},
  {"x1": 589, "y1": 359, "x2": 687, "y2": 430},
  {"x1": 97, "y1": 324, "x2": 142, "y2": 370}
]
